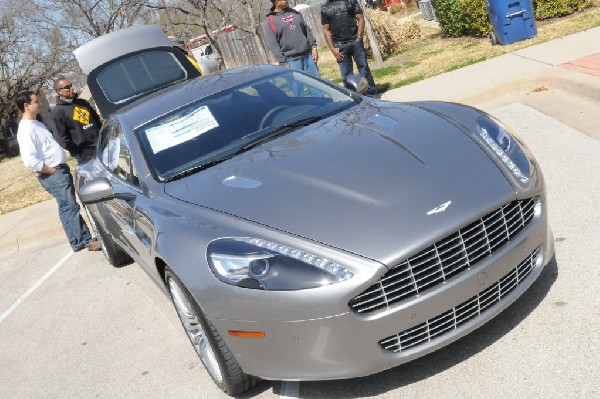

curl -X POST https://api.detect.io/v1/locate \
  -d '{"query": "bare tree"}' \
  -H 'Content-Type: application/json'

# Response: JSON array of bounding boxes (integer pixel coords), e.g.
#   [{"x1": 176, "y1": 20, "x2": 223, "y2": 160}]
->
[
  {"x1": 147, "y1": 0, "x2": 272, "y2": 69},
  {"x1": 0, "y1": 7, "x2": 72, "y2": 142},
  {"x1": 20, "y1": 0, "x2": 152, "y2": 44}
]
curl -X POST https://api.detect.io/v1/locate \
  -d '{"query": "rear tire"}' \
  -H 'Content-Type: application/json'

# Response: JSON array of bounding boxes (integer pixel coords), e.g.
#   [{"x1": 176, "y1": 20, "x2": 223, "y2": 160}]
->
[
  {"x1": 84, "y1": 207, "x2": 132, "y2": 267},
  {"x1": 165, "y1": 267, "x2": 258, "y2": 395}
]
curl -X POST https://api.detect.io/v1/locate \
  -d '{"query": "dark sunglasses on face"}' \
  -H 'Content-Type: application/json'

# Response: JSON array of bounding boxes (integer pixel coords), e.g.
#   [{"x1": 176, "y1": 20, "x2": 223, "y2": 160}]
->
[{"x1": 58, "y1": 84, "x2": 72, "y2": 90}]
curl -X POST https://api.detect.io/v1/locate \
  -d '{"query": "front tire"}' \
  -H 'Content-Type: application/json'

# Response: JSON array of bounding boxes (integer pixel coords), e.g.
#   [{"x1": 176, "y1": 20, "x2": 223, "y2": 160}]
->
[{"x1": 165, "y1": 267, "x2": 258, "y2": 396}]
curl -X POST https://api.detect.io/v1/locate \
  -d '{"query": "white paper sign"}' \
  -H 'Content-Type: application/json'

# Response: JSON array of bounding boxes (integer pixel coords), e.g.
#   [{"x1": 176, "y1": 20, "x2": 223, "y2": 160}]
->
[{"x1": 145, "y1": 106, "x2": 218, "y2": 153}]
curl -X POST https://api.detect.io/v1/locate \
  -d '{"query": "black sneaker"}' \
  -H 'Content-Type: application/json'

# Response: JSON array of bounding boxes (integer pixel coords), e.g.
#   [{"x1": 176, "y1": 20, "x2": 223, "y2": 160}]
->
[{"x1": 364, "y1": 88, "x2": 379, "y2": 98}]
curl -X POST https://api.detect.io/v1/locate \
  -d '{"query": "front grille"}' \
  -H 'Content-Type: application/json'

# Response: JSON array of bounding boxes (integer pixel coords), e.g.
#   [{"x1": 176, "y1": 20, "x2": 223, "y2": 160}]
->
[
  {"x1": 379, "y1": 247, "x2": 539, "y2": 353},
  {"x1": 349, "y1": 198, "x2": 536, "y2": 314}
]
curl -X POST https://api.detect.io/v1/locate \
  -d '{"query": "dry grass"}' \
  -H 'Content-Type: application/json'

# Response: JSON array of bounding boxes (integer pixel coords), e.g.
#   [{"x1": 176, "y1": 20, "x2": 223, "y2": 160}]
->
[
  {"x1": 0, "y1": 156, "x2": 77, "y2": 215},
  {"x1": 1, "y1": 6, "x2": 599, "y2": 215},
  {"x1": 318, "y1": 5, "x2": 600, "y2": 90}
]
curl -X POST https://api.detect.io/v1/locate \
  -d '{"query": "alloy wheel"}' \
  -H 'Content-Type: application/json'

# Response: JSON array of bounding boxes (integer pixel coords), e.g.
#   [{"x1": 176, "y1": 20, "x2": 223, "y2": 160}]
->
[{"x1": 168, "y1": 276, "x2": 223, "y2": 384}]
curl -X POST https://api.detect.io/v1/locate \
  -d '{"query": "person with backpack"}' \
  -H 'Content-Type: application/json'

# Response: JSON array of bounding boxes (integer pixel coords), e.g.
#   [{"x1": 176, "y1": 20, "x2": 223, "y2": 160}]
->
[
  {"x1": 321, "y1": 0, "x2": 378, "y2": 96},
  {"x1": 265, "y1": 0, "x2": 320, "y2": 77}
]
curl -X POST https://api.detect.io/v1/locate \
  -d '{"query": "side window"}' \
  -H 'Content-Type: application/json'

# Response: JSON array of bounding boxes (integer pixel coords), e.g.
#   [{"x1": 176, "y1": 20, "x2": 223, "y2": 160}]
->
[{"x1": 99, "y1": 121, "x2": 139, "y2": 186}]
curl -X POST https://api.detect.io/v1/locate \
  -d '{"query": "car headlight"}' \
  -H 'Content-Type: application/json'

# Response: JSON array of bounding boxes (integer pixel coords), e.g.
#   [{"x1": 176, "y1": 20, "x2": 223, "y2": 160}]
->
[
  {"x1": 476, "y1": 114, "x2": 531, "y2": 185},
  {"x1": 207, "y1": 238, "x2": 354, "y2": 290}
]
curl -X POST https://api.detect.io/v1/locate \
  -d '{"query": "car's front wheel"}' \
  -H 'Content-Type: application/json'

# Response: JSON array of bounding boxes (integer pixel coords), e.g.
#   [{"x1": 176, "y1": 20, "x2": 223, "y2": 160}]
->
[{"x1": 165, "y1": 267, "x2": 258, "y2": 396}]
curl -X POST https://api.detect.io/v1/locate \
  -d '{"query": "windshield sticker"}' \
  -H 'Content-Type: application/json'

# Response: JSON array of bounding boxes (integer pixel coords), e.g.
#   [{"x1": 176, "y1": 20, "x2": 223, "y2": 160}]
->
[{"x1": 145, "y1": 106, "x2": 218, "y2": 153}]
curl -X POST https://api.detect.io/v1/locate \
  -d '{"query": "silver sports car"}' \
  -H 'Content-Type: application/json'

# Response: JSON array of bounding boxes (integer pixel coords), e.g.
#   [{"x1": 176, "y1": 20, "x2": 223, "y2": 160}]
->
[{"x1": 75, "y1": 25, "x2": 554, "y2": 396}]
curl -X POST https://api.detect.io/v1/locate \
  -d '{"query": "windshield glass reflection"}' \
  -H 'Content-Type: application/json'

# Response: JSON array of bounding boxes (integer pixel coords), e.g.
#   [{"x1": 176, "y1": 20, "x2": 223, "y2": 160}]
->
[{"x1": 137, "y1": 71, "x2": 358, "y2": 181}]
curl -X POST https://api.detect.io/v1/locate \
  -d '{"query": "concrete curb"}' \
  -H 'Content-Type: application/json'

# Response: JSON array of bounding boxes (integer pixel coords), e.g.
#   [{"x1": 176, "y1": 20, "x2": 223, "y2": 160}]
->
[
  {"x1": 539, "y1": 66, "x2": 600, "y2": 103},
  {"x1": 381, "y1": 27, "x2": 600, "y2": 106},
  {"x1": 0, "y1": 200, "x2": 66, "y2": 261},
  {"x1": 452, "y1": 64, "x2": 600, "y2": 106}
]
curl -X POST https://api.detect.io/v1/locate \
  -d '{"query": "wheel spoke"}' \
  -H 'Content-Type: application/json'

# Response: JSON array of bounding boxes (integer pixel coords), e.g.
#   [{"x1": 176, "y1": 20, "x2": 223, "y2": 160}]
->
[{"x1": 168, "y1": 276, "x2": 224, "y2": 384}]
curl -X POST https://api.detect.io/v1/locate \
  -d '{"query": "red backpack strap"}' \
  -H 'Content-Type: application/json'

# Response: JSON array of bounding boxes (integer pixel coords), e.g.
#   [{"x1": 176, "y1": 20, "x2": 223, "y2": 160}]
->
[{"x1": 269, "y1": 15, "x2": 278, "y2": 39}]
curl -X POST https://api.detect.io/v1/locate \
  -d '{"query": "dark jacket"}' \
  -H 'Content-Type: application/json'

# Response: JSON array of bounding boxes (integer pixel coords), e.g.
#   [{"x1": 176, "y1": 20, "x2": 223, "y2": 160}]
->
[
  {"x1": 51, "y1": 97, "x2": 102, "y2": 156},
  {"x1": 265, "y1": 9, "x2": 317, "y2": 64},
  {"x1": 321, "y1": 0, "x2": 362, "y2": 43}
]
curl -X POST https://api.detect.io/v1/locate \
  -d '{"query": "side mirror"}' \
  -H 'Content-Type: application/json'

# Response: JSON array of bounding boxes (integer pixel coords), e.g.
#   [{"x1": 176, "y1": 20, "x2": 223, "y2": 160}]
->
[
  {"x1": 344, "y1": 74, "x2": 368, "y2": 94},
  {"x1": 79, "y1": 177, "x2": 135, "y2": 204}
]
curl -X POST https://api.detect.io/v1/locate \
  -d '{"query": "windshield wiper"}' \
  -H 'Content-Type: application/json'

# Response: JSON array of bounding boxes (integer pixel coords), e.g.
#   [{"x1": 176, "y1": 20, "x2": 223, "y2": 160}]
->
[
  {"x1": 170, "y1": 116, "x2": 323, "y2": 180},
  {"x1": 170, "y1": 155, "x2": 234, "y2": 181},
  {"x1": 240, "y1": 116, "x2": 322, "y2": 152}
]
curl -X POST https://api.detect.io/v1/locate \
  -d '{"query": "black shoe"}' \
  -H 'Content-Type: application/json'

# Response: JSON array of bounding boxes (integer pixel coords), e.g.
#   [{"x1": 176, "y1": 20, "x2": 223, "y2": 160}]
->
[{"x1": 364, "y1": 88, "x2": 379, "y2": 98}]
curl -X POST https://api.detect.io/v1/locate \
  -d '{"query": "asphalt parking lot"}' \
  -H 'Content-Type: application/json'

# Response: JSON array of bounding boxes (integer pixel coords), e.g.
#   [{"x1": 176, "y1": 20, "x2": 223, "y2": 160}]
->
[{"x1": 1, "y1": 28, "x2": 600, "y2": 397}]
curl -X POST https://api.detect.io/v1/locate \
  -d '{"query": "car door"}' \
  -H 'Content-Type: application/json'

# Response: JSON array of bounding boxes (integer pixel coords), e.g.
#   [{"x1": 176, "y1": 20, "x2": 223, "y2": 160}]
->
[{"x1": 98, "y1": 121, "x2": 153, "y2": 266}]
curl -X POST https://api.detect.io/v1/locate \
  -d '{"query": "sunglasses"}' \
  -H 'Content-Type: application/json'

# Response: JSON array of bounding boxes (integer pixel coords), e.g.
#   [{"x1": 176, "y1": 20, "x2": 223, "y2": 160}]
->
[{"x1": 58, "y1": 84, "x2": 73, "y2": 90}]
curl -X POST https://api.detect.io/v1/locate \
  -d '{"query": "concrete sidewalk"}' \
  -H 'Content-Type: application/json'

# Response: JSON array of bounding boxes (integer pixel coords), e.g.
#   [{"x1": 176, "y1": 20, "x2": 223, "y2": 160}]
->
[
  {"x1": 0, "y1": 199, "x2": 67, "y2": 261},
  {"x1": 381, "y1": 27, "x2": 600, "y2": 105},
  {"x1": 1, "y1": 27, "x2": 599, "y2": 261}
]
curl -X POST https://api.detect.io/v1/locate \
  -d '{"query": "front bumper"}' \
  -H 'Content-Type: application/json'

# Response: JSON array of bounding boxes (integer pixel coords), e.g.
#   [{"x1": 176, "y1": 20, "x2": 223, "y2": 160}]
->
[{"x1": 209, "y1": 201, "x2": 554, "y2": 381}]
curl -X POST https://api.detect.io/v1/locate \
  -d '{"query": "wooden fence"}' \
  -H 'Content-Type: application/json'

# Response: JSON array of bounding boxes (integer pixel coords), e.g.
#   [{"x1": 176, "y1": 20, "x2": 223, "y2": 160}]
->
[{"x1": 216, "y1": 2, "x2": 327, "y2": 69}]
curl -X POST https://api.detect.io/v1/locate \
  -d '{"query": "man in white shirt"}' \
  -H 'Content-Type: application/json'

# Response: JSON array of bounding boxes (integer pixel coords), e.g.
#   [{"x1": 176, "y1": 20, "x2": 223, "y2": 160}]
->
[{"x1": 15, "y1": 90, "x2": 101, "y2": 252}]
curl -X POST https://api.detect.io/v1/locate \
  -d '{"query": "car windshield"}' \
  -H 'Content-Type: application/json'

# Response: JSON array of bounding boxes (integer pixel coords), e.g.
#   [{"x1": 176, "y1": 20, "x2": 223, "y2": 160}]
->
[{"x1": 137, "y1": 70, "x2": 358, "y2": 181}]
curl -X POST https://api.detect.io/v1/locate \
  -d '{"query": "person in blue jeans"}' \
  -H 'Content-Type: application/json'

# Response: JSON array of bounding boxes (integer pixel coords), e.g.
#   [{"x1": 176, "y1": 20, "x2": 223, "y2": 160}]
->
[
  {"x1": 265, "y1": 0, "x2": 320, "y2": 78},
  {"x1": 15, "y1": 90, "x2": 101, "y2": 253},
  {"x1": 321, "y1": 0, "x2": 378, "y2": 96}
]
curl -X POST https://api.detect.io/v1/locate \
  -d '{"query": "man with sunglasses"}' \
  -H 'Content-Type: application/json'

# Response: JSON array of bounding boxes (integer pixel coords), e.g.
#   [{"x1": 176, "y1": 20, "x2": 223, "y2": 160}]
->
[{"x1": 51, "y1": 78, "x2": 102, "y2": 164}]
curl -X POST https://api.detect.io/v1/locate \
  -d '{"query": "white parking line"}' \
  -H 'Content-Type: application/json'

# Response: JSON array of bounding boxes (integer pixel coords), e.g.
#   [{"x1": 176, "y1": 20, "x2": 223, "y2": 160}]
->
[
  {"x1": 280, "y1": 381, "x2": 300, "y2": 398},
  {"x1": 0, "y1": 250, "x2": 74, "y2": 324}
]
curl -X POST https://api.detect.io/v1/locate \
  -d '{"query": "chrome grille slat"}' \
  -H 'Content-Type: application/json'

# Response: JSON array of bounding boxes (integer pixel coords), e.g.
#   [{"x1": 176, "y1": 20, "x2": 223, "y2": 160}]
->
[
  {"x1": 408, "y1": 247, "x2": 437, "y2": 265},
  {"x1": 349, "y1": 198, "x2": 537, "y2": 313},
  {"x1": 434, "y1": 239, "x2": 465, "y2": 262},
  {"x1": 379, "y1": 248, "x2": 539, "y2": 353},
  {"x1": 407, "y1": 259, "x2": 441, "y2": 278},
  {"x1": 405, "y1": 252, "x2": 438, "y2": 270},
  {"x1": 381, "y1": 288, "x2": 416, "y2": 303}
]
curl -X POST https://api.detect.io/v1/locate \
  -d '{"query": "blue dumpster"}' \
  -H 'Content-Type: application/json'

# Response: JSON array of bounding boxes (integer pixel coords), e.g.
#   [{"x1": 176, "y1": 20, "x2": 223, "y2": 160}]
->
[{"x1": 486, "y1": 0, "x2": 536, "y2": 45}]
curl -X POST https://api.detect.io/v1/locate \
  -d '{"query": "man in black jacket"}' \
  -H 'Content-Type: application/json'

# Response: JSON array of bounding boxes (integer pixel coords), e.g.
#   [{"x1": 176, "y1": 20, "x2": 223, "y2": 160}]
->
[
  {"x1": 51, "y1": 78, "x2": 102, "y2": 163},
  {"x1": 321, "y1": 0, "x2": 378, "y2": 96}
]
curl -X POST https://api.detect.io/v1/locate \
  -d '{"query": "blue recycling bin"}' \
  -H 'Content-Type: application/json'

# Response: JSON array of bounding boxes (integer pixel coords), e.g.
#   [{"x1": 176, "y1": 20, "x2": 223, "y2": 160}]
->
[{"x1": 486, "y1": 0, "x2": 537, "y2": 45}]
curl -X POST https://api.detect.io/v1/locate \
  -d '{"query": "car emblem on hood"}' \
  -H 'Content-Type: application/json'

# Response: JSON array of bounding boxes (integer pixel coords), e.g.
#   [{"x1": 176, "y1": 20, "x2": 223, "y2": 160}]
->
[{"x1": 426, "y1": 201, "x2": 452, "y2": 215}]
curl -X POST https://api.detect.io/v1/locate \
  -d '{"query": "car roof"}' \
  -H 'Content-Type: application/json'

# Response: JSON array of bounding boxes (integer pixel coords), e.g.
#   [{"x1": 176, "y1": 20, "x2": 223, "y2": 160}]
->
[{"x1": 114, "y1": 64, "x2": 287, "y2": 129}]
